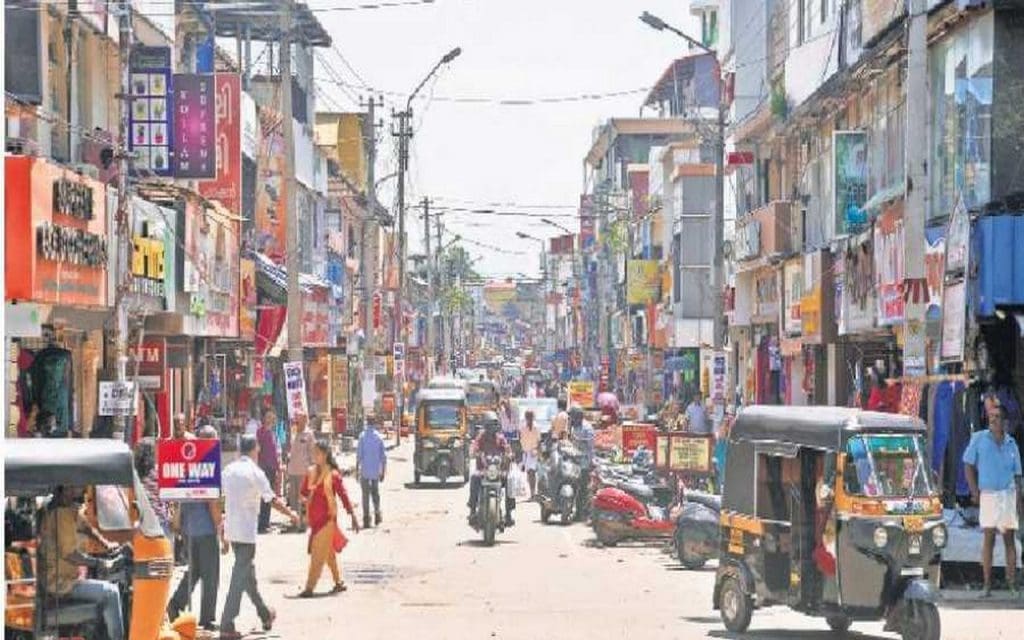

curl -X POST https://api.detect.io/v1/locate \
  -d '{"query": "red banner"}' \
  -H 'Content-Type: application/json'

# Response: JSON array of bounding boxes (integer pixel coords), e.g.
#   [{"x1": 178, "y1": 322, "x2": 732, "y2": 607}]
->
[
  {"x1": 621, "y1": 423, "x2": 657, "y2": 456},
  {"x1": 199, "y1": 74, "x2": 241, "y2": 213}
]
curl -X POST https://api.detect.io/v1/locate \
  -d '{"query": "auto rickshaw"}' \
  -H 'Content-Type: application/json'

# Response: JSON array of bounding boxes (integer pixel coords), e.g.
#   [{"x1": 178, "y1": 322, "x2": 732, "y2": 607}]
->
[
  {"x1": 414, "y1": 388, "x2": 470, "y2": 486},
  {"x1": 713, "y1": 406, "x2": 945, "y2": 640},
  {"x1": 466, "y1": 379, "x2": 500, "y2": 439},
  {"x1": 4, "y1": 438, "x2": 193, "y2": 640}
]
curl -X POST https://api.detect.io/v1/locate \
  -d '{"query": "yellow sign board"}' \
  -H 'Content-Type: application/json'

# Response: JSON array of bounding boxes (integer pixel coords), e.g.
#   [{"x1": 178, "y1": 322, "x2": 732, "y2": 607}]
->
[
  {"x1": 567, "y1": 381, "x2": 595, "y2": 409},
  {"x1": 626, "y1": 260, "x2": 660, "y2": 305}
]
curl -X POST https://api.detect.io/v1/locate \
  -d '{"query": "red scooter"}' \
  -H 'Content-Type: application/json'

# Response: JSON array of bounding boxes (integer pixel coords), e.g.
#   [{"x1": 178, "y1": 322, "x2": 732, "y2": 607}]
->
[{"x1": 590, "y1": 484, "x2": 677, "y2": 546}]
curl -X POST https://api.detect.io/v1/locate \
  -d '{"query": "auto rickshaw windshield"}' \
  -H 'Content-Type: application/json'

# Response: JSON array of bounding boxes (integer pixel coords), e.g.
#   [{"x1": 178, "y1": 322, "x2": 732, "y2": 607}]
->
[
  {"x1": 844, "y1": 434, "x2": 933, "y2": 498},
  {"x1": 425, "y1": 403, "x2": 461, "y2": 429},
  {"x1": 466, "y1": 384, "x2": 497, "y2": 407}
]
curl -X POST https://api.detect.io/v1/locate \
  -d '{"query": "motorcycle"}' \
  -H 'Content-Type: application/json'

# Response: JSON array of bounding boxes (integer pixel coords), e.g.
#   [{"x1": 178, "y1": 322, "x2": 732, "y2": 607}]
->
[
  {"x1": 537, "y1": 441, "x2": 584, "y2": 525},
  {"x1": 672, "y1": 490, "x2": 721, "y2": 570},
  {"x1": 470, "y1": 454, "x2": 510, "y2": 546},
  {"x1": 590, "y1": 477, "x2": 678, "y2": 547}
]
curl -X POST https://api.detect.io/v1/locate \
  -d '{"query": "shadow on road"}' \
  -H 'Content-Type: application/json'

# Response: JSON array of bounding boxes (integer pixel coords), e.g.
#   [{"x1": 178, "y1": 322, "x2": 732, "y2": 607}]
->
[
  {"x1": 458, "y1": 538, "x2": 519, "y2": 548},
  {"x1": 706, "y1": 630, "x2": 888, "y2": 640},
  {"x1": 403, "y1": 481, "x2": 467, "y2": 491}
]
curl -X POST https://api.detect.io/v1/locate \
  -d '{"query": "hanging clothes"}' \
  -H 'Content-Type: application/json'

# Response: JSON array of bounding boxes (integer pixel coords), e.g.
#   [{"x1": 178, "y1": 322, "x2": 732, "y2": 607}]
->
[
  {"x1": 29, "y1": 346, "x2": 74, "y2": 437},
  {"x1": 950, "y1": 384, "x2": 984, "y2": 497},
  {"x1": 16, "y1": 349, "x2": 36, "y2": 437},
  {"x1": 931, "y1": 381, "x2": 962, "y2": 497}
]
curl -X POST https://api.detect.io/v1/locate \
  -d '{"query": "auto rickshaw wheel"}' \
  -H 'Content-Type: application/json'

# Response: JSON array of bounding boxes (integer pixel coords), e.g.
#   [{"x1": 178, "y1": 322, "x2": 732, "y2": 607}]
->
[
  {"x1": 719, "y1": 576, "x2": 753, "y2": 633},
  {"x1": 901, "y1": 601, "x2": 940, "y2": 640},
  {"x1": 826, "y1": 614, "x2": 852, "y2": 633},
  {"x1": 414, "y1": 471, "x2": 421, "y2": 486},
  {"x1": 540, "y1": 504, "x2": 552, "y2": 524}
]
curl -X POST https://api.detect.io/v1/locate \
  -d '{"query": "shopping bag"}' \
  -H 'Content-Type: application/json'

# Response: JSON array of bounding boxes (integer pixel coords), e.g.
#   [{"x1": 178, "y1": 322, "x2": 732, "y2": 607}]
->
[{"x1": 507, "y1": 466, "x2": 528, "y2": 499}]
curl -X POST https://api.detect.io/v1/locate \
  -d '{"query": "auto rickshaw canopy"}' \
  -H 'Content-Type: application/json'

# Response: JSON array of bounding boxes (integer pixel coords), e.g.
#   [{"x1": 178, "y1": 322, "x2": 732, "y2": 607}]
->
[
  {"x1": 5, "y1": 439, "x2": 136, "y2": 496},
  {"x1": 730, "y1": 405, "x2": 926, "y2": 452}
]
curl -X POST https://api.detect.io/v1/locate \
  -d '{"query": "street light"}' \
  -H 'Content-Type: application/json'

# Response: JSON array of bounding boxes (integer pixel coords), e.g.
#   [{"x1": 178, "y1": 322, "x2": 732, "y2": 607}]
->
[
  {"x1": 639, "y1": 10, "x2": 725, "y2": 353},
  {"x1": 539, "y1": 217, "x2": 573, "y2": 235}
]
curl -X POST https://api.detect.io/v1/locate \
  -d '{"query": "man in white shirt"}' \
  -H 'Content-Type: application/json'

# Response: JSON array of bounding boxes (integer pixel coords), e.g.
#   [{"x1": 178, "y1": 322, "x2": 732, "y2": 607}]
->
[{"x1": 219, "y1": 434, "x2": 299, "y2": 639}]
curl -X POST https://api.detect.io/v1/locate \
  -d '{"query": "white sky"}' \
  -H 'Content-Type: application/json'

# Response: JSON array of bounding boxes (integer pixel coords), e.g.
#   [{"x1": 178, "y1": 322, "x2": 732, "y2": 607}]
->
[{"x1": 314, "y1": 0, "x2": 699, "y2": 278}]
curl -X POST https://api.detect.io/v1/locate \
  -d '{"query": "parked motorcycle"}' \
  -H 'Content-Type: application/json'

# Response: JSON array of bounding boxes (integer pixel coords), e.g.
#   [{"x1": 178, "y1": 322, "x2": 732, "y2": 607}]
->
[
  {"x1": 537, "y1": 441, "x2": 585, "y2": 524},
  {"x1": 590, "y1": 479, "x2": 678, "y2": 547},
  {"x1": 672, "y1": 490, "x2": 721, "y2": 569},
  {"x1": 470, "y1": 454, "x2": 510, "y2": 546}
]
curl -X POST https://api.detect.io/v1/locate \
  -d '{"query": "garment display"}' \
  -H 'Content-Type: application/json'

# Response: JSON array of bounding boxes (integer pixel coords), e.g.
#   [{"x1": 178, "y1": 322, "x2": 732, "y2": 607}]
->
[
  {"x1": 16, "y1": 349, "x2": 35, "y2": 437},
  {"x1": 28, "y1": 346, "x2": 75, "y2": 437}
]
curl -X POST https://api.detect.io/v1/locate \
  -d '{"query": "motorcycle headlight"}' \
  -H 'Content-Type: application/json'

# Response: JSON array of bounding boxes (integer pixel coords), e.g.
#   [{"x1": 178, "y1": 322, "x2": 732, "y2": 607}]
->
[
  {"x1": 486, "y1": 463, "x2": 500, "y2": 480},
  {"x1": 873, "y1": 526, "x2": 888, "y2": 549},
  {"x1": 931, "y1": 525, "x2": 947, "y2": 549}
]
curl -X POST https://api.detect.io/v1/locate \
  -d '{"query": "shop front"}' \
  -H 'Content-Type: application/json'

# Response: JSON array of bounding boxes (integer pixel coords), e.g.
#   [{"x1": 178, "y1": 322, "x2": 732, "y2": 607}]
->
[
  {"x1": 750, "y1": 266, "x2": 781, "y2": 405},
  {"x1": 5, "y1": 156, "x2": 109, "y2": 438}
]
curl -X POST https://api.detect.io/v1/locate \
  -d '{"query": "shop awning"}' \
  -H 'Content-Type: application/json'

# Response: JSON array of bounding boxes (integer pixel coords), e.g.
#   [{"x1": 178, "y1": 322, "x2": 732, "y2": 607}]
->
[{"x1": 253, "y1": 251, "x2": 333, "y2": 304}]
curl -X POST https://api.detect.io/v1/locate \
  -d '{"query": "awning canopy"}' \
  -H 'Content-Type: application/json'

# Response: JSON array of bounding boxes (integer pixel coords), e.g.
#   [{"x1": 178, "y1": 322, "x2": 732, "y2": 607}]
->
[{"x1": 253, "y1": 251, "x2": 332, "y2": 304}]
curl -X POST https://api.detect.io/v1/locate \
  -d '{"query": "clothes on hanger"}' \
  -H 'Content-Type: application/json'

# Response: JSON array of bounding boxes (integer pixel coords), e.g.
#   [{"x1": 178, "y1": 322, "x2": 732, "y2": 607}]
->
[{"x1": 29, "y1": 346, "x2": 74, "y2": 437}]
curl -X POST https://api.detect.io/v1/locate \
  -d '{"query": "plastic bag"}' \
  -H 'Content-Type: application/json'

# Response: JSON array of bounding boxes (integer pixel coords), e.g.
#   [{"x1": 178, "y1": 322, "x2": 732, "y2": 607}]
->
[{"x1": 507, "y1": 466, "x2": 528, "y2": 499}]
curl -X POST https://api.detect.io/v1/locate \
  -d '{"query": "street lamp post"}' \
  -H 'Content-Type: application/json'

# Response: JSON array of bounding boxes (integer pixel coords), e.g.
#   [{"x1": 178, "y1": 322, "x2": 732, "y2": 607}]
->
[{"x1": 639, "y1": 11, "x2": 726, "y2": 353}]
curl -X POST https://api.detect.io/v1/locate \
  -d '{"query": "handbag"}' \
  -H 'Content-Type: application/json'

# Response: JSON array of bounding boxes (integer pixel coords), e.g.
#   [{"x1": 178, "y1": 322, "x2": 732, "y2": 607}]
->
[{"x1": 323, "y1": 470, "x2": 348, "y2": 554}]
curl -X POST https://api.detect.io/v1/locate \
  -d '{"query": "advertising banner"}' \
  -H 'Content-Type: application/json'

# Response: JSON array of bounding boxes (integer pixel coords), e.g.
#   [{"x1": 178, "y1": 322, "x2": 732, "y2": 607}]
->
[
  {"x1": 925, "y1": 228, "x2": 946, "y2": 319},
  {"x1": 157, "y1": 439, "x2": 221, "y2": 500},
  {"x1": 182, "y1": 202, "x2": 239, "y2": 337},
  {"x1": 941, "y1": 280, "x2": 966, "y2": 362},
  {"x1": 130, "y1": 198, "x2": 175, "y2": 311},
  {"x1": 567, "y1": 381, "x2": 595, "y2": 409},
  {"x1": 241, "y1": 91, "x2": 258, "y2": 160},
  {"x1": 129, "y1": 46, "x2": 172, "y2": 177},
  {"x1": 782, "y1": 258, "x2": 803, "y2": 336},
  {"x1": 239, "y1": 257, "x2": 256, "y2": 341},
  {"x1": 283, "y1": 361, "x2": 309, "y2": 418},
  {"x1": 580, "y1": 194, "x2": 595, "y2": 249},
  {"x1": 834, "y1": 130, "x2": 869, "y2": 234},
  {"x1": 255, "y1": 108, "x2": 287, "y2": 261},
  {"x1": 626, "y1": 260, "x2": 660, "y2": 305},
  {"x1": 621, "y1": 423, "x2": 657, "y2": 456},
  {"x1": 172, "y1": 74, "x2": 216, "y2": 178},
  {"x1": 874, "y1": 200, "x2": 905, "y2": 325},
  {"x1": 711, "y1": 352, "x2": 727, "y2": 419},
  {"x1": 198, "y1": 74, "x2": 241, "y2": 213}
]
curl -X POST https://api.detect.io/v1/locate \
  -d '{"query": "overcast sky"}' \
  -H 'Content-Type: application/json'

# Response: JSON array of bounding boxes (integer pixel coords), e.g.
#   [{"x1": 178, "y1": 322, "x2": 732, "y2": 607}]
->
[{"x1": 314, "y1": 0, "x2": 698, "y2": 279}]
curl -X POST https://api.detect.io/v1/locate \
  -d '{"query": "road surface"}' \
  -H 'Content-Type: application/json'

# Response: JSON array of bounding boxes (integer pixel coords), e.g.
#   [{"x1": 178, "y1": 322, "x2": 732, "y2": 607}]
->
[{"x1": 184, "y1": 441, "x2": 1022, "y2": 639}]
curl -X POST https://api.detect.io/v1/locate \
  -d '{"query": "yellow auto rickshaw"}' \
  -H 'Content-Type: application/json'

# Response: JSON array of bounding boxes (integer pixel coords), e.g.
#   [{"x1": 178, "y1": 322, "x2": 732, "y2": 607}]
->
[
  {"x1": 414, "y1": 388, "x2": 469, "y2": 486},
  {"x1": 466, "y1": 380, "x2": 500, "y2": 438},
  {"x1": 4, "y1": 439, "x2": 194, "y2": 640}
]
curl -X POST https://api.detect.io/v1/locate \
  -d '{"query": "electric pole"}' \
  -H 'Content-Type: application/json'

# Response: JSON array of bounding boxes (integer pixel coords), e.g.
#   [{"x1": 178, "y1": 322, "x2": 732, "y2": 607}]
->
[
  {"x1": 392, "y1": 108, "x2": 411, "y2": 442},
  {"x1": 114, "y1": 0, "x2": 133, "y2": 442},
  {"x1": 422, "y1": 197, "x2": 434, "y2": 379},
  {"x1": 281, "y1": 4, "x2": 303, "y2": 365},
  {"x1": 362, "y1": 96, "x2": 383, "y2": 424},
  {"x1": 435, "y1": 212, "x2": 446, "y2": 372},
  {"x1": 903, "y1": 0, "x2": 929, "y2": 378}
]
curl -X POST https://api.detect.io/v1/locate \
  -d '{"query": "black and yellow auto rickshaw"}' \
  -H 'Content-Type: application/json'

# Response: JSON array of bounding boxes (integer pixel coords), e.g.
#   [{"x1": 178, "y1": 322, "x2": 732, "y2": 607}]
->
[
  {"x1": 714, "y1": 406, "x2": 945, "y2": 640},
  {"x1": 414, "y1": 388, "x2": 470, "y2": 486},
  {"x1": 4, "y1": 438, "x2": 192, "y2": 640},
  {"x1": 465, "y1": 379, "x2": 499, "y2": 439}
]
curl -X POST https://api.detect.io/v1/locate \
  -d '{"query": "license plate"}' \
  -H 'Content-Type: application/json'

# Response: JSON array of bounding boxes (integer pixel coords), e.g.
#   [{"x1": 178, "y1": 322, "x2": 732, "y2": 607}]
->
[
  {"x1": 909, "y1": 535, "x2": 921, "y2": 555},
  {"x1": 901, "y1": 567, "x2": 924, "y2": 577}
]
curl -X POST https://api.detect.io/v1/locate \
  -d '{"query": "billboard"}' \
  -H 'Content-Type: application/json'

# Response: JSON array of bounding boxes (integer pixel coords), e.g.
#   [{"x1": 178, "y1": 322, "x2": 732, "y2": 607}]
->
[
  {"x1": 172, "y1": 74, "x2": 217, "y2": 178},
  {"x1": 834, "y1": 130, "x2": 868, "y2": 234},
  {"x1": 129, "y1": 46, "x2": 172, "y2": 177}
]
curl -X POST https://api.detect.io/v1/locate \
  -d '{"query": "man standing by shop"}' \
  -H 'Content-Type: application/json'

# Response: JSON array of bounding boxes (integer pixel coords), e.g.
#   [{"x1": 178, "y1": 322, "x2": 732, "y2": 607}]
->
[
  {"x1": 356, "y1": 418, "x2": 387, "y2": 529},
  {"x1": 220, "y1": 434, "x2": 300, "y2": 639},
  {"x1": 286, "y1": 415, "x2": 315, "y2": 532},
  {"x1": 168, "y1": 425, "x2": 225, "y2": 632},
  {"x1": 964, "y1": 404, "x2": 1023, "y2": 597},
  {"x1": 256, "y1": 410, "x2": 281, "y2": 534},
  {"x1": 684, "y1": 392, "x2": 710, "y2": 435}
]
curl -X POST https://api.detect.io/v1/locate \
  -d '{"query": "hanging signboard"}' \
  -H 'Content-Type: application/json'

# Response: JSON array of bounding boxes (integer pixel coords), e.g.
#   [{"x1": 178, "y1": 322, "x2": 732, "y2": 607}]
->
[
  {"x1": 941, "y1": 280, "x2": 966, "y2": 362},
  {"x1": 834, "y1": 130, "x2": 869, "y2": 234},
  {"x1": 172, "y1": 74, "x2": 216, "y2": 179},
  {"x1": 198, "y1": 74, "x2": 241, "y2": 212},
  {"x1": 98, "y1": 381, "x2": 138, "y2": 416},
  {"x1": 283, "y1": 361, "x2": 309, "y2": 418},
  {"x1": 129, "y1": 46, "x2": 172, "y2": 177},
  {"x1": 945, "y1": 196, "x2": 969, "y2": 276},
  {"x1": 157, "y1": 439, "x2": 221, "y2": 500},
  {"x1": 874, "y1": 200, "x2": 905, "y2": 325}
]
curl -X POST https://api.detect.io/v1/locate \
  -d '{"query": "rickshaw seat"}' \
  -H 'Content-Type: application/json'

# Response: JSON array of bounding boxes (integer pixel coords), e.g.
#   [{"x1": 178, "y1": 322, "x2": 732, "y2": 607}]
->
[{"x1": 41, "y1": 597, "x2": 101, "y2": 627}]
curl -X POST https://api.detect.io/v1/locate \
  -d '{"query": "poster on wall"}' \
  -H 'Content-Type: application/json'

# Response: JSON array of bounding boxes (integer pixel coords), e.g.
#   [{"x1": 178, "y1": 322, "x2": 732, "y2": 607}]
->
[
  {"x1": 626, "y1": 260, "x2": 660, "y2": 305},
  {"x1": 283, "y1": 361, "x2": 309, "y2": 418},
  {"x1": 129, "y1": 46, "x2": 172, "y2": 177},
  {"x1": 198, "y1": 74, "x2": 241, "y2": 212},
  {"x1": 172, "y1": 74, "x2": 216, "y2": 179},
  {"x1": 874, "y1": 201, "x2": 905, "y2": 325},
  {"x1": 834, "y1": 131, "x2": 869, "y2": 234},
  {"x1": 941, "y1": 280, "x2": 966, "y2": 362}
]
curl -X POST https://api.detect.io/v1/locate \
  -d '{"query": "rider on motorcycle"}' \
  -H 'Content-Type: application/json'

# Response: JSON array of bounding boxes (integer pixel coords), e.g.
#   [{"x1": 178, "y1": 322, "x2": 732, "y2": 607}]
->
[
  {"x1": 468, "y1": 412, "x2": 516, "y2": 527},
  {"x1": 569, "y1": 406, "x2": 595, "y2": 469}
]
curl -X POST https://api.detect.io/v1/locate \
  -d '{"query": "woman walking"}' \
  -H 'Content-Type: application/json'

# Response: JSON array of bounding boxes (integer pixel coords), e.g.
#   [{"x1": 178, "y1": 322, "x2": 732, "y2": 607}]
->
[{"x1": 298, "y1": 441, "x2": 359, "y2": 598}]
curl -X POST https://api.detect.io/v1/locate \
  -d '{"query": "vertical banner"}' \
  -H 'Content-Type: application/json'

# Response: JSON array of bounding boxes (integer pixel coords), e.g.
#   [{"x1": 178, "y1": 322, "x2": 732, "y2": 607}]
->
[
  {"x1": 712, "y1": 351, "x2": 727, "y2": 421},
  {"x1": 172, "y1": 74, "x2": 217, "y2": 179},
  {"x1": 834, "y1": 131, "x2": 868, "y2": 234},
  {"x1": 239, "y1": 257, "x2": 256, "y2": 341},
  {"x1": 579, "y1": 194, "x2": 595, "y2": 250},
  {"x1": 256, "y1": 109, "x2": 287, "y2": 261},
  {"x1": 283, "y1": 361, "x2": 309, "y2": 418},
  {"x1": 874, "y1": 200, "x2": 905, "y2": 325},
  {"x1": 198, "y1": 74, "x2": 241, "y2": 212},
  {"x1": 129, "y1": 46, "x2": 172, "y2": 176}
]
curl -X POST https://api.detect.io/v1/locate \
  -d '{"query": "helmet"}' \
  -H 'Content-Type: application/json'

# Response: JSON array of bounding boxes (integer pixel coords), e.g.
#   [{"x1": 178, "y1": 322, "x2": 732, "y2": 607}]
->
[
  {"x1": 569, "y1": 406, "x2": 584, "y2": 428},
  {"x1": 481, "y1": 411, "x2": 501, "y2": 435}
]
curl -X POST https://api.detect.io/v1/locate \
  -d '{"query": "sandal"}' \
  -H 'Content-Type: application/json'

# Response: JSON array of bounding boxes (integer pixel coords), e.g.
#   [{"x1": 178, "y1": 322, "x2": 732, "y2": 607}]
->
[
  {"x1": 331, "y1": 582, "x2": 348, "y2": 594},
  {"x1": 297, "y1": 590, "x2": 314, "y2": 598}
]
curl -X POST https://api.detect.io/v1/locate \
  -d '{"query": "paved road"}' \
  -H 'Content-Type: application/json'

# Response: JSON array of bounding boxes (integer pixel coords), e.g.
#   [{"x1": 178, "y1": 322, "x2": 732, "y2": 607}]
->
[{"x1": 183, "y1": 441, "x2": 1022, "y2": 639}]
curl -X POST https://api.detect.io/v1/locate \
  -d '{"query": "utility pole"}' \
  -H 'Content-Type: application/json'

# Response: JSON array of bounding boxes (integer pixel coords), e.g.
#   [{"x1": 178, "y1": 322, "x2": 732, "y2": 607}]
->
[
  {"x1": 422, "y1": 197, "x2": 434, "y2": 378},
  {"x1": 114, "y1": 0, "x2": 133, "y2": 442},
  {"x1": 392, "y1": 108, "x2": 411, "y2": 442},
  {"x1": 281, "y1": 4, "x2": 303, "y2": 365},
  {"x1": 362, "y1": 96, "x2": 383, "y2": 420},
  {"x1": 712, "y1": 79, "x2": 725, "y2": 352},
  {"x1": 434, "y1": 213, "x2": 446, "y2": 372},
  {"x1": 903, "y1": 0, "x2": 929, "y2": 378}
]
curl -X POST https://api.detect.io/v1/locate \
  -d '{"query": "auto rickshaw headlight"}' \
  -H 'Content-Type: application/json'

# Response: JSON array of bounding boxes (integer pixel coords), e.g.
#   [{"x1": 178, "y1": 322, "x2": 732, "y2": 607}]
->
[
  {"x1": 873, "y1": 526, "x2": 888, "y2": 549},
  {"x1": 932, "y1": 525, "x2": 947, "y2": 548}
]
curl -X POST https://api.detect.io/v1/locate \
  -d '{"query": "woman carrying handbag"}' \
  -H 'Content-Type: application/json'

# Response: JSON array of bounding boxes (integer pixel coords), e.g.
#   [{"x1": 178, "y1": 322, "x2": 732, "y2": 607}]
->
[{"x1": 298, "y1": 440, "x2": 360, "y2": 597}]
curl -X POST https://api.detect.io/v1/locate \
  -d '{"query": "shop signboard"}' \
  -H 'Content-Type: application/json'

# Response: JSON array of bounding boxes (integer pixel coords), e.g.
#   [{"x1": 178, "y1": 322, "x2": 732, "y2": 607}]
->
[
  {"x1": 654, "y1": 432, "x2": 713, "y2": 475},
  {"x1": 182, "y1": 202, "x2": 239, "y2": 337},
  {"x1": 99, "y1": 381, "x2": 137, "y2": 417},
  {"x1": 711, "y1": 351, "x2": 727, "y2": 421},
  {"x1": 283, "y1": 361, "x2": 309, "y2": 419},
  {"x1": 753, "y1": 268, "x2": 779, "y2": 322},
  {"x1": 255, "y1": 108, "x2": 287, "y2": 261},
  {"x1": 172, "y1": 74, "x2": 216, "y2": 179},
  {"x1": 626, "y1": 260, "x2": 660, "y2": 305},
  {"x1": 621, "y1": 423, "x2": 657, "y2": 457},
  {"x1": 579, "y1": 194, "x2": 595, "y2": 250},
  {"x1": 128, "y1": 337, "x2": 165, "y2": 390},
  {"x1": 567, "y1": 381, "x2": 595, "y2": 409},
  {"x1": 239, "y1": 257, "x2": 256, "y2": 341},
  {"x1": 839, "y1": 231, "x2": 875, "y2": 335},
  {"x1": 834, "y1": 130, "x2": 869, "y2": 234},
  {"x1": 782, "y1": 258, "x2": 803, "y2": 336},
  {"x1": 941, "y1": 279, "x2": 966, "y2": 362},
  {"x1": 129, "y1": 198, "x2": 175, "y2": 311},
  {"x1": 331, "y1": 354, "x2": 349, "y2": 409},
  {"x1": 157, "y1": 439, "x2": 221, "y2": 500},
  {"x1": 874, "y1": 200, "x2": 905, "y2": 325},
  {"x1": 5, "y1": 157, "x2": 109, "y2": 307},
  {"x1": 198, "y1": 74, "x2": 241, "y2": 213},
  {"x1": 129, "y1": 46, "x2": 172, "y2": 177}
]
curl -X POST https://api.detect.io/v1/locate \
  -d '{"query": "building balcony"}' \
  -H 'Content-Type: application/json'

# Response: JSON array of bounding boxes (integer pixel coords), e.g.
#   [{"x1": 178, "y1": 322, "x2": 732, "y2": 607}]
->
[{"x1": 733, "y1": 200, "x2": 794, "y2": 266}]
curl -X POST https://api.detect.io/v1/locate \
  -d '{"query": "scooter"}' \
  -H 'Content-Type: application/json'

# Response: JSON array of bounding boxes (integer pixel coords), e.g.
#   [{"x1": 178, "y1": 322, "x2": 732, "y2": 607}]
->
[
  {"x1": 590, "y1": 480, "x2": 678, "y2": 547},
  {"x1": 672, "y1": 490, "x2": 721, "y2": 569},
  {"x1": 537, "y1": 441, "x2": 584, "y2": 525}
]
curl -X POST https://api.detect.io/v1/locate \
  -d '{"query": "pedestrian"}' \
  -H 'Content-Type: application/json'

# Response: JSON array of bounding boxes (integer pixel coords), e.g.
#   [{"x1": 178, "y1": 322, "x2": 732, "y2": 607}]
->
[
  {"x1": 963, "y1": 404, "x2": 1023, "y2": 597},
  {"x1": 356, "y1": 418, "x2": 387, "y2": 529},
  {"x1": 520, "y1": 410, "x2": 541, "y2": 499},
  {"x1": 173, "y1": 413, "x2": 196, "y2": 440},
  {"x1": 168, "y1": 425, "x2": 225, "y2": 632},
  {"x1": 551, "y1": 397, "x2": 570, "y2": 442},
  {"x1": 298, "y1": 440, "x2": 360, "y2": 598},
  {"x1": 684, "y1": 392, "x2": 710, "y2": 435},
  {"x1": 256, "y1": 409, "x2": 281, "y2": 534},
  {"x1": 286, "y1": 414, "x2": 316, "y2": 532},
  {"x1": 219, "y1": 434, "x2": 300, "y2": 639}
]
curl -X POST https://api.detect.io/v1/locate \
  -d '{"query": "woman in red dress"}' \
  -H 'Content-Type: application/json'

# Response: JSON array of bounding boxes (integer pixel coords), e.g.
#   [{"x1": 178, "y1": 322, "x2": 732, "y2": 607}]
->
[{"x1": 298, "y1": 441, "x2": 359, "y2": 597}]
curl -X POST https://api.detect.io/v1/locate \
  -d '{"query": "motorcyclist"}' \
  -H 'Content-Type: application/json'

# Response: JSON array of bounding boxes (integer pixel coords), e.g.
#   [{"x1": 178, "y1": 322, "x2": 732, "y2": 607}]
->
[
  {"x1": 468, "y1": 412, "x2": 516, "y2": 527},
  {"x1": 569, "y1": 407, "x2": 595, "y2": 518}
]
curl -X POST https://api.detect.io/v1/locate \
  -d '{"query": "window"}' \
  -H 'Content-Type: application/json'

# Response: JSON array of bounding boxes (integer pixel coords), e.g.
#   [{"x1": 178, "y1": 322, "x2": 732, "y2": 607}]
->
[{"x1": 843, "y1": 435, "x2": 933, "y2": 498}]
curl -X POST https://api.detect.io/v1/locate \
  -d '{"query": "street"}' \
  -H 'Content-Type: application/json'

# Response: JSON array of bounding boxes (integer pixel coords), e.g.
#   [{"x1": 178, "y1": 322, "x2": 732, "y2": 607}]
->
[{"x1": 186, "y1": 442, "x2": 1023, "y2": 640}]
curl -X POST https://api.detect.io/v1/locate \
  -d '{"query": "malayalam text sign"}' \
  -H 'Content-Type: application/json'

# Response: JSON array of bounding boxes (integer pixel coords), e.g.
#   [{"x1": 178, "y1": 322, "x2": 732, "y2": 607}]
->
[{"x1": 157, "y1": 439, "x2": 221, "y2": 500}]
